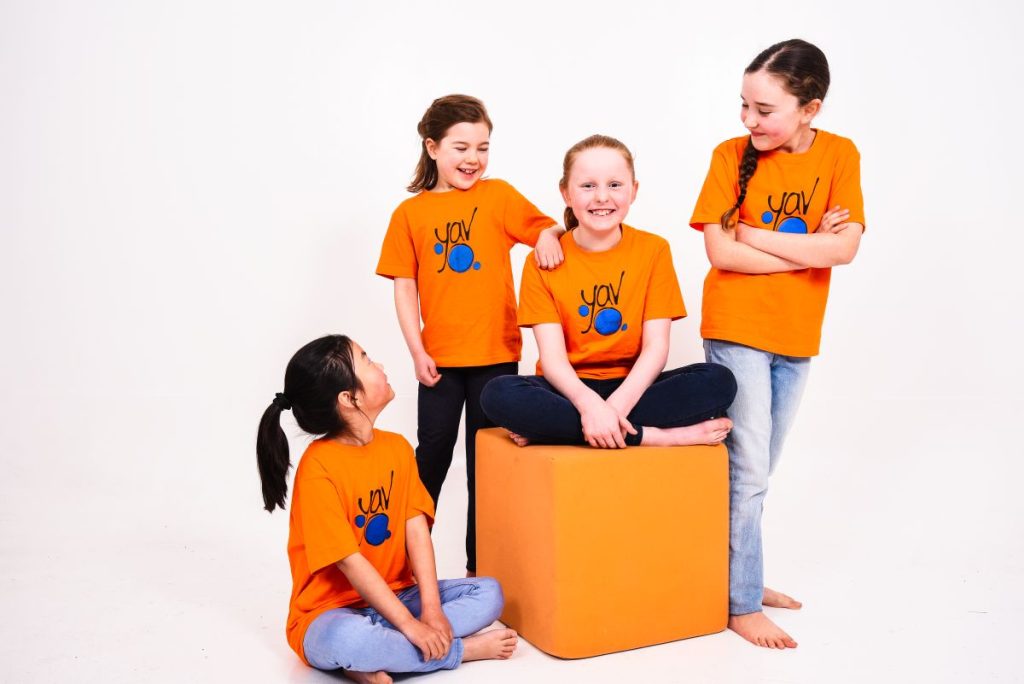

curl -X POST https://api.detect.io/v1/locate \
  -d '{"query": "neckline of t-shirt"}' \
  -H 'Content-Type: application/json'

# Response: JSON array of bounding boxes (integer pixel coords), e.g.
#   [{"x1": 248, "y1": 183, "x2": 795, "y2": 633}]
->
[
  {"x1": 565, "y1": 224, "x2": 634, "y2": 258},
  {"x1": 758, "y1": 129, "x2": 828, "y2": 163}
]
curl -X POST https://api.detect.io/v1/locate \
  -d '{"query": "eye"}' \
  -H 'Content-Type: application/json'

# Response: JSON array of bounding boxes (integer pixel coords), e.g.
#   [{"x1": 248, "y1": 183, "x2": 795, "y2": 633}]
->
[
  {"x1": 580, "y1": 182, "x2": 595, "y2": 190},
  {"x1": 741, "y1": 103, "x2": 749, "y2": 110},
  {"x1": 758, "y1": 110, "x2": 772, "y2": 116},
  {"x1": 610, "y1": 181, "x2": 623, "y2": 189}
]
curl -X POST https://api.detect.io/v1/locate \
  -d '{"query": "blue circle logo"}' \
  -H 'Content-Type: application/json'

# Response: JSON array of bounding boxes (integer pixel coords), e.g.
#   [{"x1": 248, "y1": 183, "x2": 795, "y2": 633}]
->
[
  {"x1": 777, "y1": 217, "x2": 808, "y2": 234},
  {"x1": 594, "y1": 308, "x2": 623, "y2": 336},
  {"x1": 761, "y1": 211, "x2": 774, "y2": 225},
  {"x1": 433, "y1": 243, "x2": 443, "y2": 255},
  {"x1": 448, "y1": 244, "x2": 475, "y2": 273},
  {"x1": 355, "y1": 512, "x2": 392, "y2": 546}
]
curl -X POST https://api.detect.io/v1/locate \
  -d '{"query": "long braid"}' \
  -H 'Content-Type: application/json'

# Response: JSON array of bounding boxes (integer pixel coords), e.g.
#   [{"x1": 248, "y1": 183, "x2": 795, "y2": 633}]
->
[{"x1": 720, "y1": 137, "x2": 760, "y2": 231}]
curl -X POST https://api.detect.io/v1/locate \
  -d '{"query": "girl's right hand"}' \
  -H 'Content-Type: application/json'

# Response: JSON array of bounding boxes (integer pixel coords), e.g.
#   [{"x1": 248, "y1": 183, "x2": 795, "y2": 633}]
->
[
  {"x1": 414, "y1": 352, "x2": 442, "y2": 387},
  {"x1": 817, "y1": 205, "x2": 850, "y2": 233},
  {"x1": 403, "y1": 619, "x2": 451, "y2": 661},
  {"x1": 580, "y1": 399, "x2": 635, "y2": 449}
]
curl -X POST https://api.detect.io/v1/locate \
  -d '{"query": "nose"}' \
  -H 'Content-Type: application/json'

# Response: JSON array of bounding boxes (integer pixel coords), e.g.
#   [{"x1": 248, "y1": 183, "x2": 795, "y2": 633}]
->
[
  {"x1": 596, "y1": 185, "x2": 610, "y2": 202},
  {"x1": 743, "y1": 110, "x2": 757, "y2": 129},
  {"x1": 465, "y1": 148, "x2": 478, "y2": 164}
]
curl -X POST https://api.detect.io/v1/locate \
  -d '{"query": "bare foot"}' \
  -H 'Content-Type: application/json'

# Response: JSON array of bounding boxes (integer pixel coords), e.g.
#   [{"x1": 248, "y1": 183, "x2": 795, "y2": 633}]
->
[
  {"x1": 462, "y1": 628, "x2": 518, "y2": 661},
  {"x1": 342, "y1": 670, "x2": 392, "y2": 684},
  {"x1": 728, "y1": 612, "x2": 797, "y2": 649},
  {"x1": 506, "y1": 431, "x2": 530, "y2": 447},
  {"x1": 641, "y1": 418, "x2": 733, "y2": 447},
  {"x1": 763, "y1": 587, "x2": 802, "y2": 609}
]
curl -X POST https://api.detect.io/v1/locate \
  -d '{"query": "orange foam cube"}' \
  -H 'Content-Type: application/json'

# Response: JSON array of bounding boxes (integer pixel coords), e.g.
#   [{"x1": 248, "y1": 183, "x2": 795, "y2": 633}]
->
[{"x1": 475, "y1": 427, "x2": 729, "y2": 658}]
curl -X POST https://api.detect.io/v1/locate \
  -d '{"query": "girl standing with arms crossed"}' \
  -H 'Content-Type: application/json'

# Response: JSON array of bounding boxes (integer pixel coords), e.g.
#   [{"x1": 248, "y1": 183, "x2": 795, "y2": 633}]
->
[
  {"x1": 482, "y1": 135, "x2": 736, "y2": 448},
  {"x1": 690, "y1": 39, "x2": 865, "y2": 649},
  {"x1": 376, "y1": 95, "x2": 564, "y2": 574},
  {"x1": 256, "y1": 335, "x2": 516, "y2": 683}
]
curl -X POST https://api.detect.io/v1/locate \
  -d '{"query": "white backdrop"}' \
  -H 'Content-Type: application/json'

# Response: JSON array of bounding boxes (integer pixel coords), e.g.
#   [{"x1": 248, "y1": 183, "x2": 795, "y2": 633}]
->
[{"x1": 2, "y1": 1, "x2": 1023, "y2": 681}]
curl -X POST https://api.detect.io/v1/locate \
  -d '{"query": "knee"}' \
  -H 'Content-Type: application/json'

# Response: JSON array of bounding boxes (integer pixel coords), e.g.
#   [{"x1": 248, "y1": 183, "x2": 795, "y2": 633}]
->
[
  {"x1": 472, "y1": 576, "x2": 505, "y2": 623},
  {"x1": 705, "y1": 363, "x2": 737, "y2": 406},
  {"x1": 480, "y1": 376, "x2": 518, "y2": 421}
]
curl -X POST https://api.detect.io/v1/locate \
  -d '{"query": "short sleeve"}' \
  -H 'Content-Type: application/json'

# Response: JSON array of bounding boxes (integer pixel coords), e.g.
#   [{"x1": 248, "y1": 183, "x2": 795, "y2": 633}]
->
[
  {"x1": 376, "y1": 205, "x2": 418, "y2": 279},
  {"x1": 300, "y1": 477, "x2": 360, "y2": 573},
  {"x1": 829, "y1": 141, "x2": 866, "y2": 230},
  {"x1": 689, "y1": 144, "x2": 739, "y2": 230},
  {"x1": 398, "y1": 437, "x2": 435, "y2": 524},
  {"x1": 500, "y1": 181, "x2": 556, "y2": 247},
  {"x1": 642, "y1": 242, "x2": 687, "y2": 321},
  {"x1": 516, "y1": 254, "x2": 560, "y2": 327}
]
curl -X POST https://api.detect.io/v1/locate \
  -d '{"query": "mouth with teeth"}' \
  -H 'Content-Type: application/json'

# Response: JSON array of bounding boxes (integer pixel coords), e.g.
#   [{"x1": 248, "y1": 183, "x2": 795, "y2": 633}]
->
[
  {"x1": 589, "y1": 208, "x2": 615, "y2": 216},
  {"x1": 458, "y1": 167, "x2": 478, "y2": 176}
]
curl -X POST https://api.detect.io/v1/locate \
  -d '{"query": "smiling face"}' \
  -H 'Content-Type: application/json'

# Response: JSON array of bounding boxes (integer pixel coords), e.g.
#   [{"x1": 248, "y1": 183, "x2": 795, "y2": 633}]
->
[
  {"x1": 346, "y1": 341, "x2": 394, "y2": 414},
  {"x1": 560, "y1": 146, "x2": 637, "y2": 238},
  {"x1": 740, "y1": 69, "x2": 821, "y2": 153},
  {"x1": 424, "y1": 121, "x2": 490, "y2": 192}
]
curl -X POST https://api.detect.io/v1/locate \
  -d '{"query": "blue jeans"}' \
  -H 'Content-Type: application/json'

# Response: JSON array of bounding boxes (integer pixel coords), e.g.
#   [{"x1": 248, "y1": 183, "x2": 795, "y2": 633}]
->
[
  {"x1": 704, "y1": 339, "x2": 810, "y2": 616},
  {"x1": 480, "y1": 364, "x2": 736, "y2": 447},
  {"x1": 303, "y1": 577, "x2": 504, "y2": 674}
]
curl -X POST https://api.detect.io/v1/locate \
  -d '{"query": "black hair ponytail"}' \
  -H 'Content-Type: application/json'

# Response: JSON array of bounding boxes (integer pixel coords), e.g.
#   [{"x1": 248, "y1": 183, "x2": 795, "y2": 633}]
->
[{"x1": 256, "y1": 335, "x2": 362, "y2": 512}]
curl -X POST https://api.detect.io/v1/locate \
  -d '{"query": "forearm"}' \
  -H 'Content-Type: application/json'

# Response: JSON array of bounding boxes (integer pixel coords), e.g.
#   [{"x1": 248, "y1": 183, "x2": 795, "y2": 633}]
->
[
  {"x1": 532, "y1": 324, "x2": 603, "y2": 412},
  {"x1": 739, "y1": 223, "x2": 863, "y2": 268},
  {"x1": 337, "y1": 552, "x2": 417, "y2": 631},
  {"x1": 606, "y1": 322, "x2": 670, "y2": 417},
  {"x1": 704, "y1": 224, "x2": 804, "y2": 274},
  {"x1": 394, "y1": 278, "x2": 427, "y2": 357},
  {"x1": 405, "y1": 515, "x2": 442, "y2": 611}
]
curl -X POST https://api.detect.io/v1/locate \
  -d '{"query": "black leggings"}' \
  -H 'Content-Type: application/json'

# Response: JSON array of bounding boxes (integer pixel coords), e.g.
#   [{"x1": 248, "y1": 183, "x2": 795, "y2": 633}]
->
[
  {"x1": 416, "y1": 362, "x2": 517, "y2": 572},
  {"x1": 480, "y1": 363, "x2": 737, "y2": 447}
]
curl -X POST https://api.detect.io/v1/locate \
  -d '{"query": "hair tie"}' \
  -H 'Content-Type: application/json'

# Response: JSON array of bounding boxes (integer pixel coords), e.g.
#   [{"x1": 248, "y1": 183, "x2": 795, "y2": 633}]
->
[{"x1": 273, "y1": 392, "x2": 292, "y2": 411}]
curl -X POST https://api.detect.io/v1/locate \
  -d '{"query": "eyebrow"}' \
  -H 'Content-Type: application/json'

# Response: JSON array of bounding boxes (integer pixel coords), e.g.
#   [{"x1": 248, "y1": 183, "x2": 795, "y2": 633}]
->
[{"x1": 741, "y1": 95, "x2": 776, "y2": 108}]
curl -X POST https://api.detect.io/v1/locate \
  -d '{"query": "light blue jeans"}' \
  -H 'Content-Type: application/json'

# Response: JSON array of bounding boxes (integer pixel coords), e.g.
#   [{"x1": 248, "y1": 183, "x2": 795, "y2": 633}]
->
[
  {"x1": 704, "y1": 340, "x2": 810, "y2": 616},
  {"x1": 303, "y1": 577, "x2": 503, "y2": 674}
]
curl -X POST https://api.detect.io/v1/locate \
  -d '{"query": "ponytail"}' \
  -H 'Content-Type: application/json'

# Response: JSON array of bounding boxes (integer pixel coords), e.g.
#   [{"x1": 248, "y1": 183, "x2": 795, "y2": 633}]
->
[
  {"x1": 256, "y1": 402, "x2": 291, "y2": 512},
  {"x1": 255, "y1": 335, "x2": 362, "y2": 512},
  {"x1": 564, "y1": 206, "x2": 578, "y2": 231},
  {"x1": 720, "y1": 137, "x2": 760, "y2": 231}
]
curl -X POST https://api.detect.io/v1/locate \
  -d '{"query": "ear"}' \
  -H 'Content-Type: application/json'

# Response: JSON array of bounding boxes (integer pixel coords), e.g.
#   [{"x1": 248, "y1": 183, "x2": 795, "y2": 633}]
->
[
  {"x1": 801, "y1": 99, "x2": 822, "y2": 124},
  {"x1": 424, "y1": 138, "x2": 439, "y2": 160},
  {"x1": 560, "y1": 184, "x2": 572, "y2": 207},
  {"x1": 337, "y1": 390, "x2": 357, "y2": 411},
  {"x1": 630, "y1": 179, "x2": 639, "y2": 203}
]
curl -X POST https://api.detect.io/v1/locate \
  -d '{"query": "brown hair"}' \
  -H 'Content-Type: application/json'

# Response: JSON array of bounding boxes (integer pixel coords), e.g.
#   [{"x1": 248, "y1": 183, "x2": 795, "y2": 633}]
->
[
  {"x1": 407, "y1": 94, "x2": 493, "y2": 193},
  {"x1": 558, "y1": 134, "x2": 636, "y2": 230},
  {"x1": 721, "y1": 39, "x2": 831, "y2": 231}
]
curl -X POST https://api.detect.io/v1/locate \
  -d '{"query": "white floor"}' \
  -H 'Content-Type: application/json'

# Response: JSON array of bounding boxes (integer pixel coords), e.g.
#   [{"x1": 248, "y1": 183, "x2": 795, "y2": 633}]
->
[{"x1": 1, "y1": 393, "x2": 1021, "y2": 683}]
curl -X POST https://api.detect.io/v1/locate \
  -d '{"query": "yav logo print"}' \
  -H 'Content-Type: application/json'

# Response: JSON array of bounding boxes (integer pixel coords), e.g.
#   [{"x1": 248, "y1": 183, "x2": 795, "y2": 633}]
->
[
  {"x1": 433, "y1": 207, "x2": 482, "y2": 274},
  {"x1": 578, "y1": 271, "x2": 628, "y2": 336},
  {"x1": 354, "y1": 471, "x2": 394, "y2": 546},
  {"x1": 760, "y1": 178, "x2": 819, "y2": 233}
]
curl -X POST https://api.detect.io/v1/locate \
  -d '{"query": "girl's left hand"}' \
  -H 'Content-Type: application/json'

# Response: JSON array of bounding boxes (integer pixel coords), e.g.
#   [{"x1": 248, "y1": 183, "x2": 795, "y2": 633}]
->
[
  {"x1": 420, "y1": 605, "x2": 453, "y2": 643},
  {"x1": 817, "y1": 205, "x2": 851, "y2": 233},
  {"x1": 534, "y1": 228, "x2": 565, "y2": 270}
]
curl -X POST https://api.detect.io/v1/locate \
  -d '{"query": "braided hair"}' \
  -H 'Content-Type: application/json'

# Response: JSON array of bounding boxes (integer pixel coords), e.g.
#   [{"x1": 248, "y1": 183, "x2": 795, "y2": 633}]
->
[{"x1": 720, "y1": 39, "x2": 830, "y2": 231}]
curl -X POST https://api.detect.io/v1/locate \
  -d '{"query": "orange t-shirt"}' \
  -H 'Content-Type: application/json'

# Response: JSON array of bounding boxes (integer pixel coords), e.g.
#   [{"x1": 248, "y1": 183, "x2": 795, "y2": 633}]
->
[
  {"x1": 690, "y1": 130, "x2": 865, "y2": 357},
  {"x1": 376, "y1": 179, "x2": 556, "y2": 367},
  {"x1": 518, "y1": 225, "x2": 687, "y2": 380},
  {"x1": 285, "y1": 430, "x2": 435, "y2": 664}
]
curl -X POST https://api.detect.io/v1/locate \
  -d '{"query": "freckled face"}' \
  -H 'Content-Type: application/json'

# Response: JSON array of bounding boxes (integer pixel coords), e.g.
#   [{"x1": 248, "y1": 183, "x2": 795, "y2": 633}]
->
[
  {"x1": 425, "y1": 121, "x2": 491, "y2": 192},
  {"x1": 560, "y1": 147, "x2": 637, "y2": 236},
  {"x1": 740, "y1": 70, "x2": 819, "y2": 153}
]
